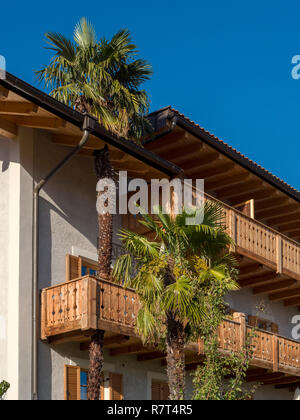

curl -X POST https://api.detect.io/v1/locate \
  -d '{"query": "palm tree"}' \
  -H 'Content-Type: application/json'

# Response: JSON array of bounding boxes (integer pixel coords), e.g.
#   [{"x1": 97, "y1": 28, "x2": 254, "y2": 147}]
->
[
  {"x1": 113, "y1": 203, "x2": 239, "y2": 399},
  {"x1": 37, "y1": 18, "x2": 153, "y2": 400}
]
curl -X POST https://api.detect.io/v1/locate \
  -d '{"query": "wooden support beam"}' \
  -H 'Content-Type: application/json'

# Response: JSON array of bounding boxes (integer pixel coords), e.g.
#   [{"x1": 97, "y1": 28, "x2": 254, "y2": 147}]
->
[
  {"x1": 0, "y1": 86, "x2": 9, "y2": 99},
  {"x1": 239, "y1": 272, "x2": 281, "y2": 288},
  {"x1": 284, "y1": 297, "x2": 300, "y2": 307},
  {"x1": 0, "y1": 116, "x2": 18, "y2": 139},
  {"x1": 239, "y1": 264, "x2": 263, "y2": 277},
  {"x1": 275, "y1": 381, "x2": 300, "y2": 390},
  {"x1": 257, "y1": 204, "x2": 299, "y2": 220},
  {"x1": 253, "y1": 279, "x2": 295, "y2": 295},
  {"x1": 5, "y1": 115, "x2": 66, "y2": 129},
  {"x1": 230, "y1": 189, "x2": 276, "y2": 206},
  {"x1": 80, "y1": 335, "x2": 130, "y2": 351},
  {"x1": 255, "y1": 196, "x2": 288, "y2": 212},
  {"x1": 205, "y1": 171, "x2": 250, "y2": 192},
  {"x1": 110, "y1": 343, "x2": 146, "y2": 356},
  {"x1": 188, "y1": 162, "x2": 235, "y2": 178},
  {"x1": 217, "y1": 180, "x2": 263, "y2": 199},
  {"x1": 178, "y1": 152, "x2": 220, "y2": 169},
  {"x1": 137, "y1": 351, "x2": 165, "y2": 362},
  {"x1": 159, "y1": 143, "x2": 203, "y2": 162},
  {"x1": 263, "y1": 375, "x2": 300, "y2": 386},
  {"x1": 0, "y1": 101, "x2": 38, "y2": 115},
  {"x1": 246, "y1": 372, "x2": 283, "y2": 383},
  {"x1": 269, "y1": 287, "x2": 300, "y2": 302},
  {"x1": 263, "y1": 212, "x2": 300, "y2": 226}
]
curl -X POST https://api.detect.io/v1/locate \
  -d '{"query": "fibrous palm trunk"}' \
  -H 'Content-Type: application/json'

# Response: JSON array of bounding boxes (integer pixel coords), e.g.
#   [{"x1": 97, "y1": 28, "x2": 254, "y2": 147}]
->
[
  {"x1": 87, "y1": 330, "x2": 105, "y2": 400},
  {"x1": 88, "y1": 145, "x2": 114, "y2": 400},
  {"x1": 166, "y1": 314, "x2": 185, "y2": 400},
  {"x1": 164, "y1": 259, "x2": 185, "y2": 400}
]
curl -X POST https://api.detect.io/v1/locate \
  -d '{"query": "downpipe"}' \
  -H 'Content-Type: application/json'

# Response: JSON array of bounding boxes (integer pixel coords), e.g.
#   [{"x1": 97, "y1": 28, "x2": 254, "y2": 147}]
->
[{"x1": 31, "y1": 114, "x2": 96, "y2": 400}]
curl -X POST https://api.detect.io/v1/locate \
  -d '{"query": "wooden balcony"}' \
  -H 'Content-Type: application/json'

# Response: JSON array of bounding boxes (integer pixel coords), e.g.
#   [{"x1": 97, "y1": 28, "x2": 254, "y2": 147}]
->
[
  {"x1": 122, "y1": 192, "x2": 300, "y2": 282},
  {"x1": 41, "y1": 276, "x2": 300, "y2": 379}
]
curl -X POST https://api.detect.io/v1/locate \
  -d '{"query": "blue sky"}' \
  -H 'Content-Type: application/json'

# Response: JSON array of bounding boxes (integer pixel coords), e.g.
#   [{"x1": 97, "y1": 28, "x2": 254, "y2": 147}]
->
[{"x1": 1, "y1": 0, "x2": 299, "y2": 189}]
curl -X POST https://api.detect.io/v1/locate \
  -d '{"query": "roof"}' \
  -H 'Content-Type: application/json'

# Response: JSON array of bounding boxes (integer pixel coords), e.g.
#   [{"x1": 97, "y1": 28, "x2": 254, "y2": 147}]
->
[
  {"x1": 0, "y1": 73, "x2": 182, "y2": 178},
  {"x1": 148, "y1": 106, "x2": 300, "y2": 203}
]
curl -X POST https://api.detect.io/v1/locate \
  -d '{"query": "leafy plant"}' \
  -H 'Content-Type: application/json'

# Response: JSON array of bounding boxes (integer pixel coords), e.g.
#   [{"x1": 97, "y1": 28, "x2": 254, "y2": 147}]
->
[
  {"x1": 0, "y1": 381, "x2": 10, "y2": 400},
  {"x1": 113, "y1": 203, "x2": 239, "y2": 399},
  {"x1": 192, "y1": 285, "x2": 259, "y2": 400}
]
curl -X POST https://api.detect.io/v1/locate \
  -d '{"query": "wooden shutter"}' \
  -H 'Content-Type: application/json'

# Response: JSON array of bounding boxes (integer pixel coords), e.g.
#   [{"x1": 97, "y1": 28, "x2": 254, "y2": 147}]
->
[
  {"x1": 152, "y1": 380, "x2": 169, "y2": 400},
  {"x1": 109, "y1": 373, "x2": 123, "y2": 400},
  {"x1": 66, "y1": 254, "x2": 81, "y2": 281},
  {"x1": 64, "y1": 365, "x2": 80, "y2": 400}
]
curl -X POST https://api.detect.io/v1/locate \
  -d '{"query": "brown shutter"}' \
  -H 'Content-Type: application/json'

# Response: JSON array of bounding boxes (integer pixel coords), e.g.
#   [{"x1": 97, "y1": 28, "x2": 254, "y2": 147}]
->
[
  {"x1": 109, "y1": 373, "x2": 123, "y2": 400},
  {"x1": 152, "y1": 380, "x2": 169, "y2": 400},
  {"x1": 161, "y1": 382, "x2": 169, "y2": 400},
  {"x1": 64, "y1": 365, "x2": 80, "y2": 400},
  {"x1": 66, "y1": 254, "x2": 81, "y2": 281},
  {"x1": 100, "y1": 373, "x2": 105, "y2": 400}
]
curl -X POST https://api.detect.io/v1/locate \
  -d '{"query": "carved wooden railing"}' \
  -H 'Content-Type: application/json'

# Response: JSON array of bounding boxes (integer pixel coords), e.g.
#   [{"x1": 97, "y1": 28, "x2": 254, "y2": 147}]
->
[
  {"x1": 122, "y1": 192, "x2": 300, "y2": 280},
  {"x1": 41, "y1": 276, "x2": 140, "y2": 340},
  {"x1": 41, "y1": 277, "x2": 300, "y2": 376}
]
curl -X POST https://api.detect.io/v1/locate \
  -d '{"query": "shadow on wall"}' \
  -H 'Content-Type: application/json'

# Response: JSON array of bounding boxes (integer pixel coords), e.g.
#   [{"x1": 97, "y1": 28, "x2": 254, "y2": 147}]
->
[{"x1": 38, "y1": 341, "x2": 52, "y2": 400}]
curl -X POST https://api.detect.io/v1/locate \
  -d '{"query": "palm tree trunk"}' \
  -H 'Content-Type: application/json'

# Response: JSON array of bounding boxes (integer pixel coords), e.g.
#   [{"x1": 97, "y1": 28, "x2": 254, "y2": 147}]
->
[
  {"x1": 94, "y1": 145, "x2": 114, "y2": 280},
  {"x1": 166, "y1": 314, "x2": 185, "y2": 400},
  {"x1": 88, "y1": 145, "x2": 114, "y2": 400},
  {"x1": 87, "y1": 330, "x2": 105, "y2": 400}
]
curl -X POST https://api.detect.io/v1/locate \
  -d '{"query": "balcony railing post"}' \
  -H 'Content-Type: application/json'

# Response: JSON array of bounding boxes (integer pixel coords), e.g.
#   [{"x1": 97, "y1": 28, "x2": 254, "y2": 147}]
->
[
  {"x1": 233, "y1": 312, "x2": 246, "y2": 350},
  {"x1": 229, "y1": 210, "x2": 237, "y2": 252},
  {"x1": 276, "y1": 235, "x2": 283, "y2": 274},
  {"x1": 272, "y1": 334, "x2": 279, "y2": 372}
]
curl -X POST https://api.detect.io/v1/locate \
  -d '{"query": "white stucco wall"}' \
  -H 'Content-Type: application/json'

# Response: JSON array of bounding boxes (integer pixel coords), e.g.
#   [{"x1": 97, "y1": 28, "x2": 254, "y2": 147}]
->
[
  {"x1": 0, "y1": 128, "x2": 34, "y2": 400},
  {"x1": 227, "y1": 287, "x2": 298, "y2": 339}
]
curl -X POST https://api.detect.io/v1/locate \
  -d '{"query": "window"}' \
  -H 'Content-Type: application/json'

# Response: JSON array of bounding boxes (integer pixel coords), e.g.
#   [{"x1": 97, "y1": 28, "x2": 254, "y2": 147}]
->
[{"x1": 80, "y1": 370, "x2": 88, "y2": 400}]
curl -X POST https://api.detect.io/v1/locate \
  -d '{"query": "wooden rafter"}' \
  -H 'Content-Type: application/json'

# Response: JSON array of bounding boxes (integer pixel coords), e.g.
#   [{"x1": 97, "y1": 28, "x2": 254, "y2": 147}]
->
[
  {"x1": 262, "y1": 375, "x2": 300, "y2": 386},
  {"x1": 230, "y1": 188, "x2": 276, "y2": 206},
  {"x1": 4, "y1": 115, "x2": 66, "y2": 129},
  {"x1": 239, "y1": 263, "x2": 263, "y2": 277},
  {"x1": 253, "y1": 279, "x2": 295, "y2": 295},
  {"x1": 79, "y1": 335, "x2": 130, "y2": 351},
  {"x1": 0, "y1": 116, "x2": 18, "y2": 139},
  {"x1": 216, "y1": 180, "x2": 263, "y2": 199},
  {"x1": 205, "y1": 171, "x2": 250, "y2": 192},
  {"x1": 269, "y1": 287, "x2": 300, "y2": 302},
  {"x1": 195, "y1": 162, "x2": 235, "y2": 178},
  {"x1": 284, "y1": 297, "x2": 300, "y2": 307},
  {"x1": 176, "y1": 151, "x2": 220, "y2": 168},
  {"x1": 137, "y1": 351, "x2": 165, "y2": 362},
  {"x1": 257, "y1": 203, "x2": 299, "y2": 220},
  {"x1": 110, "y1": 343, "x2": 147, "y2": 356},
  {"x1": 254, "y1": 196, "x2": 288, "y2": 211},
  {"x1": 0, "y1": 101, "x2": 38, "y2": 115},
  {"x1": 239, "y1": 272, "x2": 281, "y2": 288}
]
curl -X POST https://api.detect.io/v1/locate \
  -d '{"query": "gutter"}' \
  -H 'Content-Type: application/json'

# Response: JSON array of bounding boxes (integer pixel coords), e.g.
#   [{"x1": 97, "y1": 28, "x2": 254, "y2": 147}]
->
[{"x1": 32, "y1": 114, "x2": 97, "y2": 400}]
